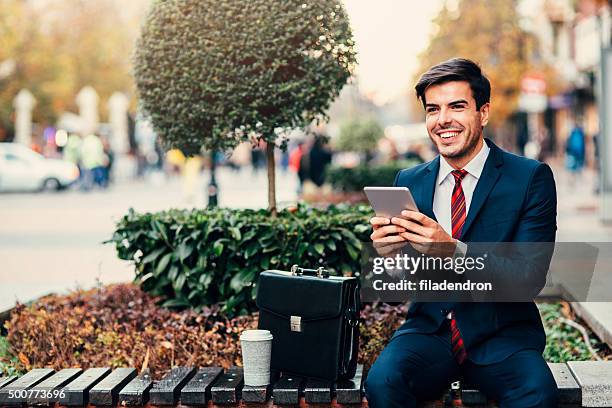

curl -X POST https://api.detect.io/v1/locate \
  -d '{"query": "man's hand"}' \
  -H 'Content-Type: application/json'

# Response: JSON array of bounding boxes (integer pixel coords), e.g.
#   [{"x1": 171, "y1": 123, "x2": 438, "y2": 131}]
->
[
  {"x1": 391, "y1": 210, "x2": 457, "y2": 257},
  {"x1": 370, "y1": 216, "x2": 408, "y2": 257}
]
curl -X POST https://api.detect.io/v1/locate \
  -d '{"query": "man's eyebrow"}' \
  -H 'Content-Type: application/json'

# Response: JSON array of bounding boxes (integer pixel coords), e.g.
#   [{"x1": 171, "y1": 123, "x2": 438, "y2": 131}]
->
[
  {"x1": 425, "y1": 103, "x2": 439, "y2": 108},
  {"x1": 448, "y1": 99, "x2": 468, "y2": 105}
]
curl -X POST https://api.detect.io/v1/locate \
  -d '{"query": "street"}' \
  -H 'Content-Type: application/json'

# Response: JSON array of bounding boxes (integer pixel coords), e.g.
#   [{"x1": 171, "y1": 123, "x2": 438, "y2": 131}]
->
[
  {"x1": 0, "y1": 167, "x2": 298, "y2": 310},
  {"x1": 2, "y1": 161, "x2": 612, "y2": 311}
]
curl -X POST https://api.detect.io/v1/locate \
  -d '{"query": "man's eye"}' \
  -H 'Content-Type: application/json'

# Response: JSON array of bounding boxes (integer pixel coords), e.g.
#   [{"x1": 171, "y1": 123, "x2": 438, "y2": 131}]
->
[
  {"x1": 452, "y1": 105, "x2": 466, "y2": 110},
  {"x1": 426, "y1": 108, "x2": 438, "y2": 113}
]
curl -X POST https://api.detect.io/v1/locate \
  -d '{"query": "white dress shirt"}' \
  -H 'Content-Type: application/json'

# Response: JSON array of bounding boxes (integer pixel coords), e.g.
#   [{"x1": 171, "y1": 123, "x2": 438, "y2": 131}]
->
[
  {"x1": 433, "y1": 141, "x2": 489, "y2": 319},
  {"x1": 433, "y1": 140, "x2": 490, "y2": 238}
]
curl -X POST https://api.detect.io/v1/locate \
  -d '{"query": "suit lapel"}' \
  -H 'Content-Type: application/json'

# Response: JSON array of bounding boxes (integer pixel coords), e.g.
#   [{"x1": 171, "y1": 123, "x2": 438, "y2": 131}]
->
[
  {"x1": 419, "y1": 157, "x2": 439, "y2": 222},
  {"x1": 460, "y1": 139, "x2": 504, "y2": 239}
]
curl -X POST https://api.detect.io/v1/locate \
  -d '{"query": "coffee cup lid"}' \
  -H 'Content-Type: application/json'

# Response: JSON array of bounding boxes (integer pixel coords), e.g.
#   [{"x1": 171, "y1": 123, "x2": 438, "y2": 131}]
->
[{"x1": 240, "y1": 329, "x2": 273, "y2": 341}]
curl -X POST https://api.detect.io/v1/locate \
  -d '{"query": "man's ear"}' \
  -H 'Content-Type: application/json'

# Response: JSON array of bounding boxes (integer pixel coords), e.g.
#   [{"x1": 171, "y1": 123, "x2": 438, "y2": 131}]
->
[{"x1": 479, "y1": 102, "x2": 490, "y2": 127}]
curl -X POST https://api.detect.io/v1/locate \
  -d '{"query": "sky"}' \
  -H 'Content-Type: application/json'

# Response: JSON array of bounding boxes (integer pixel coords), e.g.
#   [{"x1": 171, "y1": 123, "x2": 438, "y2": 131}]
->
[
  {"x1": 24, "y1": 0, "x2": 444, "y2": 107},
  {"x1": 342, "y1": 0, "x2": 444, "y2": 105}
]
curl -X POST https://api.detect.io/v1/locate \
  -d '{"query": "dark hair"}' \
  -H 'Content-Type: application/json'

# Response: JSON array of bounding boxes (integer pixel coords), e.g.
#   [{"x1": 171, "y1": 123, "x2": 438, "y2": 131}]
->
[{"x1": 415, "y1": 58, "x2": 490, "y2": 110}]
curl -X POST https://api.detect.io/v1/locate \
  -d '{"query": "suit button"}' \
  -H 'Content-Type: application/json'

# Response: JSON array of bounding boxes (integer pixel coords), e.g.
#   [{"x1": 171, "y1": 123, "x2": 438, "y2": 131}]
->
[{"x1": 441, "y1": 309, "x2": 447, "y2": 316}]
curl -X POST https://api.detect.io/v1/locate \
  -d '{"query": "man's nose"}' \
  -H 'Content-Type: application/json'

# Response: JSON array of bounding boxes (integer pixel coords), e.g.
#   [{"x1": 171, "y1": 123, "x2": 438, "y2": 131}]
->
[{"x1": 438, "y1": 108, "x2": 452, "y2": 126}]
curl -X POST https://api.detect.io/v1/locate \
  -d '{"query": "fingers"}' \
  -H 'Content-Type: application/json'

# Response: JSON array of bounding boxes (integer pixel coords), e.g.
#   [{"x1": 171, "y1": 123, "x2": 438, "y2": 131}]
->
[
  {"x1": 401, "y1": 210, "x2": 432, "y2": 226},
  {"x1": 399, "y1": 231, "x2": 431, "y2": 243},
  {"x1": 370, "y1": 216, "x2": 390, "y2": 227},
  {"x1": 370, "y1": 225, "x2": 406, "y2": 241},
  {"x1": 391, "y1": 217, "x2": 428, "y2": 236},
  {"x1": 372, "y1": 232, "x2": 406, "y2": 243}
]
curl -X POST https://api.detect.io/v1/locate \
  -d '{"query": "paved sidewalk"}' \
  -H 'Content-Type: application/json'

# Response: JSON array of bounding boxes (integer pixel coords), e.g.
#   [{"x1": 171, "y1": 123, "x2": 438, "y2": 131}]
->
[
  {"x1": 547, "y1": 160, "x2": 612, "y2": 348},
  {"x1": 0, "y1": 167, "x2": 298, "y2": 311},
  {"x1": 550, "y1": 160, "x2": 612, "y2": 242}
]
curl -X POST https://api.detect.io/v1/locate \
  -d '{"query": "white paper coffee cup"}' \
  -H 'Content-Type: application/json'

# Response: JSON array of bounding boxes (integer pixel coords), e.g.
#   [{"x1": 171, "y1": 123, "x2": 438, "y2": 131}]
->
[{"x1": 240, "y1": 329, "x2": 273, "y2": 386}]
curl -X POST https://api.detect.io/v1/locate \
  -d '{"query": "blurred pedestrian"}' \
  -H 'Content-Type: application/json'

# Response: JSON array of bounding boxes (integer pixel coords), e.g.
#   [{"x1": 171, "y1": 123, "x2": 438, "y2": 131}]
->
[
  {"x1": 593, "y1": 131, "x2": 600, "y2": 194},
  {"x1": 101, "y1": 137, "x2": 114, "y2": 188},
  {"x1": 182, "y1": 155, "x2": 203, "y2": 204},
  {"x1": 307, "y1": 134, "x2": 332, "y2": 187},
  {"x1": 80, "y1": 133, "x2": 106, "y2": 191},
  {"x1": 565, "y1": 120, "x2": 586, "y2": 186},
  {"x1": 166, "y1": 148, "x2": 186, "y2": 176},
  {"x1": 251, "y1": 142, "x2": 265, "y2": 173},
  {"x1": 64, "y1": 134, "x2": 82, "y2": 172},
  {"x1": 289, "y1": 141, "x2": 306, "y2": 193}
]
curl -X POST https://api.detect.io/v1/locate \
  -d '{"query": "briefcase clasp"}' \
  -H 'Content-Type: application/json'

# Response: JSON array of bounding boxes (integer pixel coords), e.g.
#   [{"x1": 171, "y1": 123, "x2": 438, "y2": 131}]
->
[
  {"x1": 290, "y1": 315, "x2": 303, "y2": 332},
  {"x1": 291, "y1": 264, "x2": 330, "y2": 279}
]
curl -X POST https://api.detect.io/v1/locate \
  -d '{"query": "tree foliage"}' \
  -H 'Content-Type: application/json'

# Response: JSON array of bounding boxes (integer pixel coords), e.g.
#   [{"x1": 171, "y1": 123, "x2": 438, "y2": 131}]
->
[
  {"x1": 336, "y1": 117, "x2": 383, "y2": 155},
  {"x1": 413, "y1": 0, "x2": 559, "y2": 126},
  {"x1": 133, "y1": 0, "x2": 357, "y2": 155},
  {"x1": 0, "y1": 0, "x2": 139, "y2": 137}
]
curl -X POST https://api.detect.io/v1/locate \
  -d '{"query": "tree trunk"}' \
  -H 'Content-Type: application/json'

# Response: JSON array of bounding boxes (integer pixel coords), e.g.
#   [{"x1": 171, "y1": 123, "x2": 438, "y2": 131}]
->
[
  {"x1": 207, "y1": 150, "x2": 218, "y2": 208},
  {"x1": 266, "y1": 142, "x2": 277, "y2": 216}
]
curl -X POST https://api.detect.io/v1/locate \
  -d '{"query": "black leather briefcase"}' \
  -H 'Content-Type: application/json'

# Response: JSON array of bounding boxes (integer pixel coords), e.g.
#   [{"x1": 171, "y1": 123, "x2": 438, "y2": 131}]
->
[{"x1": 256, "y1": 265, "x2": 360, "y2": 381}]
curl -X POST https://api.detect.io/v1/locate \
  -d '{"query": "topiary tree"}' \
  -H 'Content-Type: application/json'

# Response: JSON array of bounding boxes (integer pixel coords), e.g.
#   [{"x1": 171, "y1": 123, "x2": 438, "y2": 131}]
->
[
  {"x1": 336, "y1": 118, "x2": 384, "y2": 160},
  {"x1": 134, "y1": 0, "x2": 356, "y2": 214}
]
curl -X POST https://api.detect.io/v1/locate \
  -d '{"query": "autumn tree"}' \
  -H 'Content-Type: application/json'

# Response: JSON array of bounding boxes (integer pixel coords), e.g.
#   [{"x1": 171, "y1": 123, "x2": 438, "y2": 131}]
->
[
  {"x1": 0, "y1": 0, "x2": 143, "y2": 138},
  {"x1": 413, "y1": 0, "x2": 559, "y2": 128}
]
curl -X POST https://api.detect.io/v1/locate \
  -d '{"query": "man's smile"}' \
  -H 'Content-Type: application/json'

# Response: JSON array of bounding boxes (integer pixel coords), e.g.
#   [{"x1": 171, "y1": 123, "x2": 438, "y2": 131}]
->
[{"x1": 436, "y1": 128, "x2": 463, "y2": 140}]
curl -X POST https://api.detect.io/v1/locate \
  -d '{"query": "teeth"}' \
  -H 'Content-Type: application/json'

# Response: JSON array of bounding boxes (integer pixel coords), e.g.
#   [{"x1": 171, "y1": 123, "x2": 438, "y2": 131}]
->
[{"x1": 439, "y1": 131, "x2": 460, "y2": 139}]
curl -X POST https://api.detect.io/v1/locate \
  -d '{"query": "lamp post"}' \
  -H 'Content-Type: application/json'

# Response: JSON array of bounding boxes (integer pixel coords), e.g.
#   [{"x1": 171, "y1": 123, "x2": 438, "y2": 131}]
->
[{"x1": 207, "y1": 151, "x2": 218, "y2": 208}]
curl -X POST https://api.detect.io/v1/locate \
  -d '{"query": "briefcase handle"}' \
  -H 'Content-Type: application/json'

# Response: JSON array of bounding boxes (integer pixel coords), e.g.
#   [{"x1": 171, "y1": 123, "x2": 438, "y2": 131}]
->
[{"x1": 291, "y1": 264, "x2": 330, "y2": 279}]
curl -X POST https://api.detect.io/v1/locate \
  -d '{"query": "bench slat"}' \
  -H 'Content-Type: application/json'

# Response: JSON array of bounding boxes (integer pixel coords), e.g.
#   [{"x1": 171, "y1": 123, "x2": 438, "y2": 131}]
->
[
  {"x1": 568, "y1": 361, "x2": 612, "y2": 407},
  {"x1": 118, "y1": 369, "x2": 153, "y2": 406},
  {"x1": 89, "y1": 367, "x2": 136, "y2": 406},
  {"x1": 548, "y1": 362, "x2": 581, "y2": 406},
  {"x1": 336, "y1": 365, "x2": 364, "y2": 404},
  {"x1": 150, "y1": 366, "x2": 196, "y2": 406},
  {"x1": 241, "y1": 383, "x2": 271, "y2": 404},
  {"x1": 0, "y1": 376, "x2": 18, "y2": 389},
  {"x1": 59, "y1": 367, "x2": 111, "y2": 406},
  {"x1": 0, "y1": 368, "x2": 55, "y2": 405},
  {"x1": 180, "y1": 367, "x2": 224, "y2": 406},
  {"x1": 211, "y1": 366, "x2": 244, "y2": 404},
  {"x1": 272, "y1": 373, "x2": 304, "y2": 406},
  {"x1": 27, "y1": 368, "x2": 83, "y2": 406},
  {"x1": 304, "y1": 378, "x2": 332, "y2": 404},
  {"x1": 241, "y1": 371, "x2": 279, "y2": 404}
]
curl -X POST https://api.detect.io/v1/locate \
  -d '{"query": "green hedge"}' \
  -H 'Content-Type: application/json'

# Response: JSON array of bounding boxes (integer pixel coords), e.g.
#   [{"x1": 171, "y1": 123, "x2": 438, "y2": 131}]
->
[
  {"x1": 108, "y1": 205, "x2": 373, "y2": 317},
  {"x1": 326, "y1": 160, "x2": 422, "y2": 192}
]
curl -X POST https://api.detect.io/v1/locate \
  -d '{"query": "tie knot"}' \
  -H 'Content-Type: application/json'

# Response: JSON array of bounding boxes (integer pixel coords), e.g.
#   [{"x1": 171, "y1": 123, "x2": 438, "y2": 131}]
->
[{"x1": 451, "y1": 169, "x2": 468, "y2": 183}]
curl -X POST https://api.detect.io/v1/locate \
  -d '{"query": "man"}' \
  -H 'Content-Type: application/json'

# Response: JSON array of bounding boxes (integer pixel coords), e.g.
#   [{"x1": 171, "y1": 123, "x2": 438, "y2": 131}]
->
[{"x1": 364, "y1": 58, "x2": 557, "y2": 407}]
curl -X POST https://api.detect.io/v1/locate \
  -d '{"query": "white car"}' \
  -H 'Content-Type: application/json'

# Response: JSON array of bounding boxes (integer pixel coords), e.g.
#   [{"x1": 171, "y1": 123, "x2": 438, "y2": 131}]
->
[{"x1": 0, "y1": 142, "x2": 79, "y2": 192}]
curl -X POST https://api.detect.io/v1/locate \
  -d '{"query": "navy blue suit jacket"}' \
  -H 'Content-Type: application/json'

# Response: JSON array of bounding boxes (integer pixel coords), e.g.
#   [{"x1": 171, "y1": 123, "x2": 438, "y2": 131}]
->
[{"x1": 391, "y1": 138, "x2": 557, "y2": 364}]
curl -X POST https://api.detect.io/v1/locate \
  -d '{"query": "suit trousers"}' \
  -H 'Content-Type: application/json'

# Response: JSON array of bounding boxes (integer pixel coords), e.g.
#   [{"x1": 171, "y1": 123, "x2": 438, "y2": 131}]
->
[{"x1": 364, "y1": 320, "x2": 558, "y2": 408}]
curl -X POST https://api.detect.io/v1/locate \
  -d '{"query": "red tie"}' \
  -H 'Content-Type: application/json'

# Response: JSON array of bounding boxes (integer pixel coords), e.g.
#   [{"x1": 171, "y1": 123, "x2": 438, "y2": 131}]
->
[
  {"x1": 450, "y1": 312, "x2": 467, "y2": 364},
  {"x1": 451, "y1": 169, "x2": 468, "y2": 240},
  {"x1": 450, "y1": 169, "x2": 468, "y2": 364}
]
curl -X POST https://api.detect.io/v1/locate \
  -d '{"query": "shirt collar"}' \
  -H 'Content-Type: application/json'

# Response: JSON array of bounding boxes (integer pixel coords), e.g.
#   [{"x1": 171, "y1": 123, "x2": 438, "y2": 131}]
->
[{"x1": 437, "y1": 140, "x2": 491, "y2": 185}]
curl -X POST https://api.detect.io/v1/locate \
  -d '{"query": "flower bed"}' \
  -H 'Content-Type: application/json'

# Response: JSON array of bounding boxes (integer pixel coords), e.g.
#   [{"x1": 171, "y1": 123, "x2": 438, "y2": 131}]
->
[
  {"x1": 2, "y1": 284, "x2": 256, "y2": 378},
  {"x1": 1, "y1": 284, "x2": 609, "y2": 377}
]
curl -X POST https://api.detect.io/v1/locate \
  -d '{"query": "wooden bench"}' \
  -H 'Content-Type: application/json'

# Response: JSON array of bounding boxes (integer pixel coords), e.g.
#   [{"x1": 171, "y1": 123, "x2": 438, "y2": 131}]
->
[
  {"x1": 0, "y1": 365, "x2": 365, "y2": 407},
  {"x1": 0, "y1": 361, "x2": 611, "y2": 407}
]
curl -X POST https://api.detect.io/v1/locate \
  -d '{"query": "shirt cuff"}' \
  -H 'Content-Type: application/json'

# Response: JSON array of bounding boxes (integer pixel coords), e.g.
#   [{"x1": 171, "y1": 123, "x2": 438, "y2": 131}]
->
[{"x1": 453, "y1": 240, "x2": 468, "y2": 258}]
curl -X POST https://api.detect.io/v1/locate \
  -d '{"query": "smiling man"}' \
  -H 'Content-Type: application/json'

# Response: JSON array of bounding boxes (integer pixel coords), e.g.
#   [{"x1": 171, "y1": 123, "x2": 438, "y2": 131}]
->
[{"x1": 364, "y1": 58, "x2": 558, "y2": 407}]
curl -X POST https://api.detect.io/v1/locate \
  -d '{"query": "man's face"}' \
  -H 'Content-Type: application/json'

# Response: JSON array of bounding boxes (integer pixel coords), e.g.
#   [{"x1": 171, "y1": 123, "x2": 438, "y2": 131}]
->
[{"x1": 423, "y1": 81, "x2": 489, "y2": 162}]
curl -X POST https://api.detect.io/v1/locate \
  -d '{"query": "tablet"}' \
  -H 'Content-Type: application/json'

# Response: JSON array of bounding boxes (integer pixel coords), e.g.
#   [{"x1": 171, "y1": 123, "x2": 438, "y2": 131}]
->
[{"x1": 364, "y1": 186, "x2": 419, "y2": 218}]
